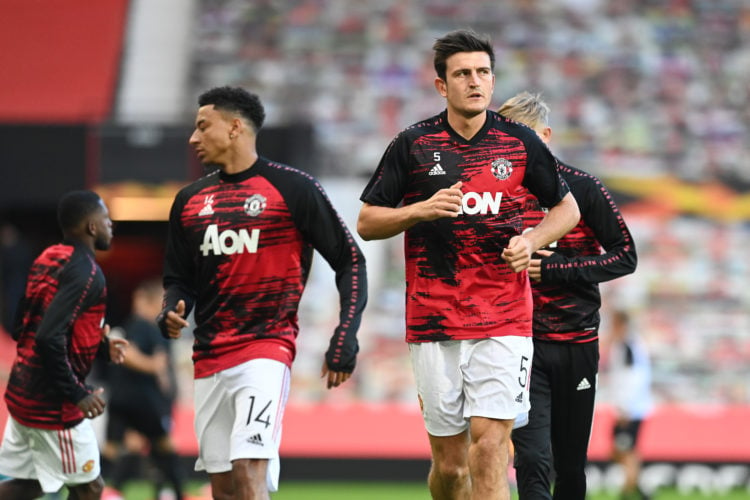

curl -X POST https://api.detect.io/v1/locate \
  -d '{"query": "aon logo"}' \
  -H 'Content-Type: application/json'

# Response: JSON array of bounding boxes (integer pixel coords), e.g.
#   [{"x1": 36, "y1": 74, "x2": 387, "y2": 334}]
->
[
  {"x1": 459, "y1": 192, "x2": 502, "y2": 215},
  {"x1": 200, "y1": 224, "x2": 260, "y2": 256}
]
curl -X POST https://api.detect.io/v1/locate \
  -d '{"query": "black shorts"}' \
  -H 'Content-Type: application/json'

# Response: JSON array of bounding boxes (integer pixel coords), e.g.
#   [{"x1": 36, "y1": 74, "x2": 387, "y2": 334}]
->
[
  {"x1": 613, "y1": 419, "x2": 642, "y2": 452},
  {"x1": 106, "y1": 401, "x2": 172, "y2": 442}
]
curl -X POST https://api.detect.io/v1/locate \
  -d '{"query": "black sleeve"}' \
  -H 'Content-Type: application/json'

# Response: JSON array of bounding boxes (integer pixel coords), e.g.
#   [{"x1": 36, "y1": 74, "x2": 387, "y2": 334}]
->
[
  {"x1": 158, "y1": 189, "x2": 197, "y2": 336},
  {"x1": 11, "y1": 294, "x2": 27, "y2": 341},
  {"x1": 521, "y1": 136, "x2": 570, "y2": 208},
  {"x1": 543, "y1": 175, "x2": 637, "y2": 284},
  {"x1": 292, "y1": 175, "x2": 368, "y2": 373},
  {"x1": 360, "y1": 132, "x2": 411, "y2": 207},
  {"x1": 35, "y1": 257, "x2": 101, "y2": 404},
  {"x1": 96, "y1": 335, "x2": 111, "y2": 362}
]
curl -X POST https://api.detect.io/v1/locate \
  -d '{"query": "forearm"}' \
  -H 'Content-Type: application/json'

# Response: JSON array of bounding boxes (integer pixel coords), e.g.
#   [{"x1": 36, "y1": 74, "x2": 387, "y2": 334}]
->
[
  {"x1": 37, "y1": 335, "x2": 89, "y2": 403},
  {"x1": 525, "y1": 193, "x2": 580, "y2": 252},
  {"x1": 357, "y1": 203, "x2": 422, "y2": 240},
  {"x1": 124, "y1": 347, "x2": 166, "y2": 375},
  {"x1": 544, "y1": 246, "x2": 637, "y2": 284}
]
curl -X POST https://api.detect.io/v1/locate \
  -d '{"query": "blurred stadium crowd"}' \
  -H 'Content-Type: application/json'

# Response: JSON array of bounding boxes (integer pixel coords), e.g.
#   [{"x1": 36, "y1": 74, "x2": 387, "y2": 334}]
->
[
  {"x1": 185, "y1": 0, "x2": 750, "y2": 407},
  {"x1": 2, "y1": 0, "x2": 750, "y2": 414},
  {"x1": 192, "y1": 0, "x2": 750, "y2": 185}
]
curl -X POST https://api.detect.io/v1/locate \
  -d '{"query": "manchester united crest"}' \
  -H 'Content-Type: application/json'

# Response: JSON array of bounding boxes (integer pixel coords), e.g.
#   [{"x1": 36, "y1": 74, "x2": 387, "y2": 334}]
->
[
  {"x1": 244, "y1": 194, "x2": 267, "y2": 216},
  {"x1": 491, "y1": 158, "x2": 513, "y2": 180}
]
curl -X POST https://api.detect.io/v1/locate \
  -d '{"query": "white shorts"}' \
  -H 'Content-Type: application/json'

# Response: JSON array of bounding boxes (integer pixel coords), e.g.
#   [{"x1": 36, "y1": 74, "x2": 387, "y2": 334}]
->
[
  {"x1": 409, "y1": 336, "x2": 533, "y2": 436},
  {"x1": 193, "y1": 358, "x2": 290, "y2": 492},
  {"x1": 0, "y1": 416, "x2": 101, "y2": 493}
]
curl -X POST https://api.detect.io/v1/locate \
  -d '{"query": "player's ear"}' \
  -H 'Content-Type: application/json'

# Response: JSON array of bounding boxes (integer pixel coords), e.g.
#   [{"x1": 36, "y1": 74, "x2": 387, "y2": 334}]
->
[
  {"x1": 231, "y1": 117, "x2": 245, "y2": 138},
  {"x1": 434, "y1": 77, "x2": 447, "y2": 97},
  {"x1": 86, "y1": 218, "x2": 97, "y2": 237}
]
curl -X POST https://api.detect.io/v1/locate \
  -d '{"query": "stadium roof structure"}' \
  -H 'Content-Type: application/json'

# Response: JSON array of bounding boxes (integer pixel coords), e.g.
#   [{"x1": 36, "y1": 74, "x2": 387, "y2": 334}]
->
[{"x1": 0, "y1": 0, "x2": 128, "y2": 123}]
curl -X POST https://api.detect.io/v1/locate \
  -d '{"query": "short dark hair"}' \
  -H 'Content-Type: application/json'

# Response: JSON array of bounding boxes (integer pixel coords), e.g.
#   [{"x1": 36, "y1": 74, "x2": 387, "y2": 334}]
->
[
  {"x1": 198, "y1": 86, "x2": 266, "y2": 132},
  {"x1": 433, "y1": 29, "x2": 495, "y2": 80},
  {"x1": 57, "y1": 190, "x2": 103, "y2": 233}
]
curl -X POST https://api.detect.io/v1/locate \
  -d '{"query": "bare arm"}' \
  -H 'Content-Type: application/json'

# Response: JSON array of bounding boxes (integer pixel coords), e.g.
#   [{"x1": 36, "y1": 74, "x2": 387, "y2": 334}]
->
[
  {"x1": 123, "y1": 344, "x2": 168, "y2": 376},
  {"x1": 524, "y1": 192, "x2": 580, "y2": 251},
  {"x1": 357, "y1": 182, "x2": 463, "y2": 240},
  {"x1": 502, "y1": 192, "x2": 580, "y2": 272}
]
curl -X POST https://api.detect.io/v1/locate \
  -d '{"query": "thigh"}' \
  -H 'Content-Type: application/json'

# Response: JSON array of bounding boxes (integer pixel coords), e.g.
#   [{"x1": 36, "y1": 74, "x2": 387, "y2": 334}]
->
[
  {"x1": 126, "y1": 405, "x2": 170, "y2": 440},
  {"x1": 226, "y1": 359, "x2": 290, "y2": 462},
  {"x1": 0, "y1": 417, "x2": 36, "y2": 481},
  {"x1": 550, "y1": 341, "x2": 598, "y2": 464},
  {"x1": 613, "y1": 419, "x2": 642, "y2": 453},
  {"x1": 32, "y1": 421, "x2": 101, "y2": 493},
  {"x1": 409, "y1": 341, "x2": 468, "y2": 437},
  {"x1": 463, "y1": 336, "x2": 533, "y2": 421},
  {"x1": 193, "y1": 372, "x2": 234, "y2": 474},
  {"x1": 512, "y1": 346, "x2": 553, "y2": 462},
  {"x1": 195, "y1": 359, "x2": 290, "y2": 492},
  {"x1": 427, "y1": 430, "x2": 470, "y2": 468}
]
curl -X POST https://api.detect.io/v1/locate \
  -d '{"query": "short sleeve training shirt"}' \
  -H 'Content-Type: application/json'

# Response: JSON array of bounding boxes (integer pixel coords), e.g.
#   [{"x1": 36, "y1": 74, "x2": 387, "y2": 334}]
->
[{"x1": 361, "y1": 110, "x2": 569, "y2": 343}]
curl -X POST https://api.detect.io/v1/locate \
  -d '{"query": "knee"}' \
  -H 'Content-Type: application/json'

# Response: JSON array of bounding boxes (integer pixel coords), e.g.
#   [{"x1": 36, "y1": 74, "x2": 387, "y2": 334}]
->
[{"x1": 432, "y1": 459, "x2": 470, "y2": 486}]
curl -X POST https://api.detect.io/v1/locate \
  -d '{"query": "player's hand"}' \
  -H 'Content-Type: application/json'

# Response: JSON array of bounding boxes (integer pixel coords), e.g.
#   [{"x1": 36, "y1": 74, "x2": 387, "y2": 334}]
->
[
  {"x1": 502, "y1": 235, "x2": 533, "y2": 272},
  {"x1": 77, "y1": 387, "x2": 106, "y2": 419},
  {"x1": 321, "y1": 361, "x2": 352, "y2": 389},
  {"x1": 163, "y1": 300, "x2": 189, "y2": 339},
  {"x1": 528, "y1": 249, "x2": 553, "y2": 281},
  {"x1": 419, "y1": 181, "x2": 463, "y2": 221},
  {"x1": 109, "y1": 337, "x2": 129, "y2": 364}
]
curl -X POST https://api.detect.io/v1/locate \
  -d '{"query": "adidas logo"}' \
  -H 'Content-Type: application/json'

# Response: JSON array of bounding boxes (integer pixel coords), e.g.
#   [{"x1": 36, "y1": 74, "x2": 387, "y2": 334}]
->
[
  {"x1": 428, "y1": 164, "x2": 446, "y2": 176},
  {"x1": 199, "y1": 195, "x2": 215, "y2": 216},
  {"x1": 576, "y1": 378, "x2": 591, "y2": 391},
  {"x1": 246, "y1": 433, "x2": 263, "y2": 446},
  {"x1": 515, "y1": 392, "x2": 524, "y2": 403}
]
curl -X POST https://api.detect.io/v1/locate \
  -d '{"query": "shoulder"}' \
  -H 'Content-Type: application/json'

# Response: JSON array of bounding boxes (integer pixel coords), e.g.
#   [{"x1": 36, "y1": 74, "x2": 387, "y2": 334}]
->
[
  {"x1": 490, "y1": 110, "x2": 538, "y2": 142},
  {"x1": 64, "y1": 246, "x2": 106, "y2": 290},
  {"x1": 558, "y1": 162, "x2": 607, "y2": 193},
  {"x1": 176, "y1": 170, "x2": 221, "y2": 199},
  {"x1": 259, "y1": 158, "x2": 320, "y2": 190},
  {"x1": 398, "y1": 113, "x2": 445, "y2": 141}
]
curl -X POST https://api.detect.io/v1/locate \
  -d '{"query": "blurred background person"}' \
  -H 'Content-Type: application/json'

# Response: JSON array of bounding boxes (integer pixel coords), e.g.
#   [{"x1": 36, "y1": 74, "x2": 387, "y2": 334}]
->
[
  {"x1": 603, "y1": 309, "x2": 653, "y2": 500},
  {"x1": 0, "y1": 222, "x2": 33, "y2": 336},
  {"x1": 102, "y1": 278, "x2": 184, "y2": 500},
  {"x1": 498, "y1": 91, "x2": 637, "y2": 499},
  {"x1": 0, "y1": 190, "x2": 127, "y2": 500}
]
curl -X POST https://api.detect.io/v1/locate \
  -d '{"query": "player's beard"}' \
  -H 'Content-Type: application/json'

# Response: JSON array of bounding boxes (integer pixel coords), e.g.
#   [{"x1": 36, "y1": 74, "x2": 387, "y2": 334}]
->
[{"x1": 94, "y1": 233, "x2": 112, "y2": 251}]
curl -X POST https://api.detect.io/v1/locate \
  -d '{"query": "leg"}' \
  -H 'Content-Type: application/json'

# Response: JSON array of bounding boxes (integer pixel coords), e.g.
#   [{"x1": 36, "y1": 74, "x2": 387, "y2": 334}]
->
[
  {"x1": 149, "y1": 435, "x2": 185, "y2": 500},
  {"x1": 469, "y1": 417, "x2": 514, "y2": 500},
  {"x1": 550, "y1": 342, "x2": 598, "y2": 500},
  {"x1": 207, "y1": 459, "x2": 269, "y2": 500},
  {"x1": 613, "y1": 420, "x2": 645, "y2": 499},
  {"x1": 427, "y1": 431, "x2": 470, "y2": 500},
  {"x1": 619, "y1": 449, "x2": 641, "y2": 495},
  {"x1": 513, "y1": 343, "x2": 553, "y2": 500},
  {"x1": 208, "y1": 471, "x2": 233, "y2": 500},
  {"x1": 66, "y1": 475, "x2": 104, "y2": 500},
  {"x1": 231, "y1": 458, "x2": 270, "y2": 500},
  {"x1": 0, "y1": 478, "x2": 44, "y2": 500}
]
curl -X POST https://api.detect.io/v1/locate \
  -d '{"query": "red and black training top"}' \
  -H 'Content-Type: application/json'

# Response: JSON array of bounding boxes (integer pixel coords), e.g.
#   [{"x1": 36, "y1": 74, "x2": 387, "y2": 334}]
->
[
  {"x1": 5, "y1": 242, "x2": 108, "y2": 430},
  {"x1": 360, "y1": 110, "x2": 570, "y2": 343},
  {"x1": 162, "y1": 157, "x2": 367, "y2": 378},
  {"x1": 522, "y1": 161, "x2": 637, "y2": 343}
]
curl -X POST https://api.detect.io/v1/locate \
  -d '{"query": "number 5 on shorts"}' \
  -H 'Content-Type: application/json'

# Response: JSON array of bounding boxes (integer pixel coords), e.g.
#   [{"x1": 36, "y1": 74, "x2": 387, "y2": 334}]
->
[{"x1": 518, "y1": 355, "x2": 529, "y2": 388}]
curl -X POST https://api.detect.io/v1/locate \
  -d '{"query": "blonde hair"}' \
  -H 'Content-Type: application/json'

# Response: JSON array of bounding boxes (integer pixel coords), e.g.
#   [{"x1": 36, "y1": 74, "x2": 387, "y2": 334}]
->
[{"x1": 497, "y1": 91, "x2": 550, "y2": 130}]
